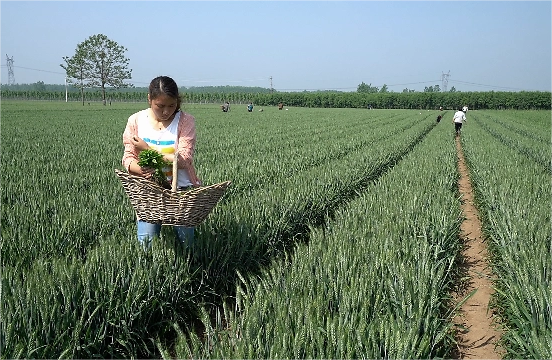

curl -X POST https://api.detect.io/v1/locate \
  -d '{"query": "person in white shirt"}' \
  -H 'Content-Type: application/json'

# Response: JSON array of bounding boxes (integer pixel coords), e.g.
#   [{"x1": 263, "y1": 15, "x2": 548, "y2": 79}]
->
[{"x1": 453, "y1": 106, "x2": 467, "y2": 137}]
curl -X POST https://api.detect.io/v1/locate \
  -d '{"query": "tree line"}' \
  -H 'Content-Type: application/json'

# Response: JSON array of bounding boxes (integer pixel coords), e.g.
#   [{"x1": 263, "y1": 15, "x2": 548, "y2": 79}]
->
[
  {"x1": 0, "y1": 83, "x2": 273, "y2": 95},
  {"x1": 1, "y1": 88, "x2": 550, "y2": 110},
  {"x1": 4, "y1": 33, "x2": 548, "y2": 110},
  {"x1": 248, "y1": 90, "x2": 552, "y2": 110}
]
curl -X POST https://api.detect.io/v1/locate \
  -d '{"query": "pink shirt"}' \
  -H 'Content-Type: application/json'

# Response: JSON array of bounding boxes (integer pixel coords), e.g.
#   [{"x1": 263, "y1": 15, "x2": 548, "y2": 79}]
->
[{"x1": 122, "y1": 109, "x2": 197, "y2": 183}]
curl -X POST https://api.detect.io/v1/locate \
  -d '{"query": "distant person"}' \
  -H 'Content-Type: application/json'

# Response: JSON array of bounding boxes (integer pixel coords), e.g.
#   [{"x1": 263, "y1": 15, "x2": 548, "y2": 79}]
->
[
  {"x1": 436, "y1": 114, "x2": 442, "y2": 123},
  {"x1": 247, "y1": 102, "x2": 253, "y2": 112},
  {"x1": 453, "y1": 106, "x2": 467, "y2": 137},
  {"x1": 221, "y1": 102, "x2": 230, "y2": 112},
  {"x1": 462, "y1": 105, "x2": 468, "y2": 113},
  {"x1": 278, "y1": 102, "x2": 284, "y2": 110}
]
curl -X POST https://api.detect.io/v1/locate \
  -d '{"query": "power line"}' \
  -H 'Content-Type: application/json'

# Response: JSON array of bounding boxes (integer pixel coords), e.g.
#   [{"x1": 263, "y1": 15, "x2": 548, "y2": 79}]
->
[
  {"x1": 278, "y1": 80, "x2": 442, "y2": 92},
  {"x1": 14, "y1": 66, "x2": 65, "y2": 75},
  {"x1": 448, "y1": 79, "x2": 528, "y2": 91},
  {"x1": 1, "y1": 63, "x2": 544, "y2": 92},
  {"x1": 383, "y1": 80, "x2": 442, "y2": 89}
]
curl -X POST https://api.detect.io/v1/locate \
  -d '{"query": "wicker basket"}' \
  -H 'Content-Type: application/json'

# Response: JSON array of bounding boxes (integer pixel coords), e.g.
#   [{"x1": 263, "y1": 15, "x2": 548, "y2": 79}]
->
[{"x1": 115, "y1": 169, "x2": 231, "y2": 226}]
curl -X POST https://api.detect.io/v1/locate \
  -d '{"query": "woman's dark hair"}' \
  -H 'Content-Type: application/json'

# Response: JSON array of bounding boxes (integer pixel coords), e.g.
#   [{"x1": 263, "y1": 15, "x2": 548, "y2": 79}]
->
[{"x1": 149, "y1": 76, "x2": 182, "y2": 111}]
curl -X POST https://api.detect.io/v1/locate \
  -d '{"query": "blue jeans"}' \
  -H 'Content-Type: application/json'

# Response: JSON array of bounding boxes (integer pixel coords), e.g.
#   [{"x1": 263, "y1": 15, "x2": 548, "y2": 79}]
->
[{"x1": 137, "y1": 220, "x2": 194, "y2": 249}]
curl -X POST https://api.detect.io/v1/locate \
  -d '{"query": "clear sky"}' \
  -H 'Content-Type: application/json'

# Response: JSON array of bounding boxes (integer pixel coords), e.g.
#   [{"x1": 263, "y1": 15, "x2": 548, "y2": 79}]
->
[{"x1": 1, "y1": 0, "x2": 551, "y2": 92}]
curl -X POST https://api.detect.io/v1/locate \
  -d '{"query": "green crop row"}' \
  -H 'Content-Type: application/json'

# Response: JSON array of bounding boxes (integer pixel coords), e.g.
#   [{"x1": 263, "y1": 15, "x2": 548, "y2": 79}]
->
[
  {"x1": 2, "y1": 100, "x2": 548, "y2": 358},
  {"x1": 195, "y1": 108, "x2": 422, "y2": 198},
  {"x1": 479, "y1": 110, "x2": 550, "y2": 145},
  {"x1": 190, "y1": 109, "x2": 437, "y2": 295},
  {"x1": 0, "y1": 102, "x2": 437, "y2": 358},
  {"x1": 164, "y1": 106, "x2": 463, "y2": 358},
  {"x1": 461, "y1": 111, "x2": 551, "y2": 359},
  {"x1": 470, "y1": 111, "x2": 550, "y2": 173}
]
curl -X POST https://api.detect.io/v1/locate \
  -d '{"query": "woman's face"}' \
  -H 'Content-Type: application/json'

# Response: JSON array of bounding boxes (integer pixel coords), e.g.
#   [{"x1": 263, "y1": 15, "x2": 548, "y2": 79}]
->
[{"x1": 148, "y1": 93, "x2": 178, "y2": 121}]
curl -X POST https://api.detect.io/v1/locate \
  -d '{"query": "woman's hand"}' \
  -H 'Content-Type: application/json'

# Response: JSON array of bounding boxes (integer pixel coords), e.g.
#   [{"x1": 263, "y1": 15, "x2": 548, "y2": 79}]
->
[
  {"x1": 131, "y1": 136, "x2": 150, "y2": 151},
  {"x1": 187, "y1": 168, "x2": 202, "y2": 187},
  {"x1": 138, "y1": 166, "x2": 156, "y2": 180},
  {"x1": 128, "y1": 160, "x2": 156, "y2": 179}
]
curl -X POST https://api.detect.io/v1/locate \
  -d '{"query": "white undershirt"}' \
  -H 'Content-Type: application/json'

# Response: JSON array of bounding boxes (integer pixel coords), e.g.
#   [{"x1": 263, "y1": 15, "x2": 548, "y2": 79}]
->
[{"x1": 136, "y1": 110, "x2": 192, "y2": 187}]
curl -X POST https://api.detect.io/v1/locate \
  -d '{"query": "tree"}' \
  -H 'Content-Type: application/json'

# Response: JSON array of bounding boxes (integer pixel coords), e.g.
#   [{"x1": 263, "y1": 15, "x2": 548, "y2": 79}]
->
[
  {"x1": 32, "y1": 81, "x2": 46, "y2": 92},
  {"x1": 61, "y1": 34, "x2": 132, "y2": 105},
  {"x1": 379, "y1": 84, "x2": 389, "y2": 93},
  {"x1": 424, "y1": 85, "x2": 441, "y2": 93},
  {"x1": 357, "y1": 82, "x2": 379, "y2": 93}
]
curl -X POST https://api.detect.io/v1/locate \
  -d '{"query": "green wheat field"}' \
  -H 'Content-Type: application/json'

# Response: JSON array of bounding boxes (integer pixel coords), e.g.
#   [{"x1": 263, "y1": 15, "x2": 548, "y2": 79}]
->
[{"x1": 1, "y1": 100, "x2": 550, "y2": 359}]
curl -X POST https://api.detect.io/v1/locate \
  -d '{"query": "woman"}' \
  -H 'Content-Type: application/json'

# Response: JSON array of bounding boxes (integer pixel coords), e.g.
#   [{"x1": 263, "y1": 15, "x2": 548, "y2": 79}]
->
[{"x1": 122, "y1": 76, "x2": 201, "y2": 248}]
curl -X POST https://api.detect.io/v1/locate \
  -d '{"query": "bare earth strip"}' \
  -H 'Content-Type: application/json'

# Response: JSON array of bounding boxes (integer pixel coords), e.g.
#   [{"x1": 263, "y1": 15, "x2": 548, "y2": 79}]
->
[{"x1": 453, "y1": 137, "x2": 504, "y2": 359}]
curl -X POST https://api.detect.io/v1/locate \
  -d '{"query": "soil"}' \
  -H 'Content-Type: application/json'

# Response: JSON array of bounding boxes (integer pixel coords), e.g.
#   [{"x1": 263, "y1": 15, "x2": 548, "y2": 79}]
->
[{"x1": 453, "y1": 136, "x2": 504, "y2": 359}]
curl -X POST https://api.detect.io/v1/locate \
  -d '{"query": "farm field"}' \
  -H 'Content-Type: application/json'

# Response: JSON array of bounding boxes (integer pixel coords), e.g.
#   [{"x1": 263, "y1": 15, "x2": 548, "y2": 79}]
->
[
  {"x1": 459, "y1": 110, "x2": 551, "y2": 359},
  {"x1": 1, "y1": 101, "x2": 550, "y2": 359}
]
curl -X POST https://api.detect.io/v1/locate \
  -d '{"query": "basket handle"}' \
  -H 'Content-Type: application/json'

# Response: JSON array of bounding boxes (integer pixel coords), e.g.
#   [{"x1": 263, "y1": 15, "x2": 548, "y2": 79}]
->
[{"x1": 171, "y1": 150, "x2": 178, "y2": 193}]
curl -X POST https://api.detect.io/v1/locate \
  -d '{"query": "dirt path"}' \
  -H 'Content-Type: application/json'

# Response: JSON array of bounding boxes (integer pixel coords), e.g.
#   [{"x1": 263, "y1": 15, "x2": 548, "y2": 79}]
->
[{"x1": 453, "y1": 136, "x2": 503, "y2": 359}]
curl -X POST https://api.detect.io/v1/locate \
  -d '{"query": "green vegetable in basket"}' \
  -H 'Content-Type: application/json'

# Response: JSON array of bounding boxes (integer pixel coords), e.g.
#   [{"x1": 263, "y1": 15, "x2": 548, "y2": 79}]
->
[{"x1": 137, "y1": 148, "x2": 172, "y2": 187}]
